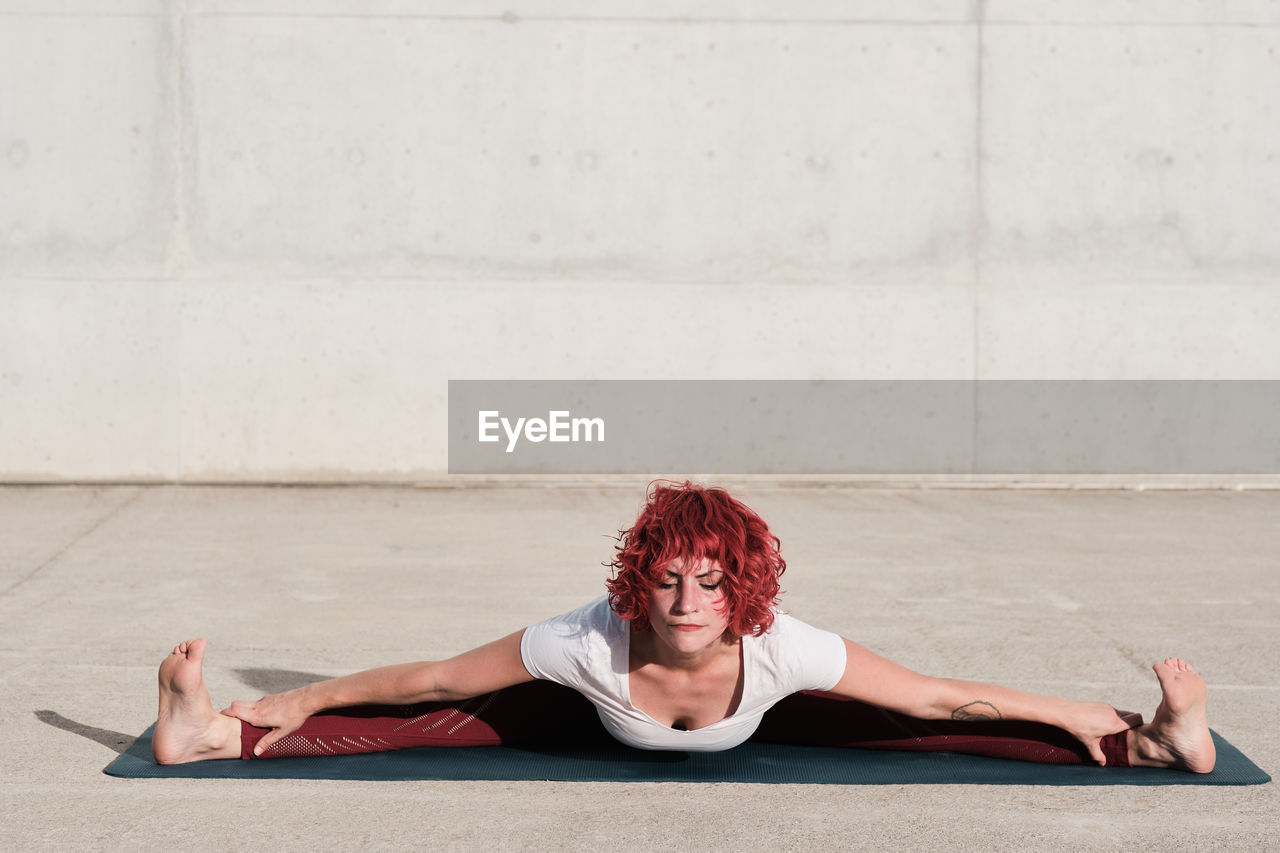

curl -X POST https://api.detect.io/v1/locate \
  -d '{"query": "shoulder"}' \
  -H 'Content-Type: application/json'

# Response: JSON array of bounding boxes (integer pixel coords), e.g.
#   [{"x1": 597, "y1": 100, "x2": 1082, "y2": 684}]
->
[
  {"x1": 749, "y1": 610, "x2": 847, "y2": 691},
  {"x1": 520, "y1": 595, "x2": 620, "y2": 682},
  {"x1": 759, "y1": 610, "x2": 839, "y2": 646},
  {"x1": 528, "y1": 595, "x2": 616, "y2": 636}
]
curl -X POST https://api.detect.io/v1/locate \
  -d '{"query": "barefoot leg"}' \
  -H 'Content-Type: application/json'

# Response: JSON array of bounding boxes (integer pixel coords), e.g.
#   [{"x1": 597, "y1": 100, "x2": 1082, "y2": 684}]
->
[
  {"x1": 1128, "y1": 658, "x2": 1216, "y2": 773},
  {"x1": 152, "y1": 639, "x2": 241, "y2": 764}
]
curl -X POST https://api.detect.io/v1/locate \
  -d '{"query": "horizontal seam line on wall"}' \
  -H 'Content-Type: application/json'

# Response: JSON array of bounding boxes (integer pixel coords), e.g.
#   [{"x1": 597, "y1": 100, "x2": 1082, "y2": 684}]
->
[
  {"x1": 5, "y1": 276, "x2": 1279, "y2": 287},
  {"x1": 1, "y1": 480, "x2": 1278, "y2": 489},
  {"x1": 0, "y1": 275, "x2": 979, "y2": 286},
  {"x1": 171, "y1": 16, "x2": 1280, "y2": 29},
  {"x1": 9, "y1": 13, "x2": 1279, "y2": 28}
]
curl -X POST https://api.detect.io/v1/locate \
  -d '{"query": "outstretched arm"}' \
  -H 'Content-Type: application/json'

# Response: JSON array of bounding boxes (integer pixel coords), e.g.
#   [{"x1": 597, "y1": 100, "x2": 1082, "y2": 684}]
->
[
  {"x1": 831, "y1": 639, "x2": 1132, "y2": 765},
  {"x1": 225, "y1": 629, "x2": 533, "y2": 755}
]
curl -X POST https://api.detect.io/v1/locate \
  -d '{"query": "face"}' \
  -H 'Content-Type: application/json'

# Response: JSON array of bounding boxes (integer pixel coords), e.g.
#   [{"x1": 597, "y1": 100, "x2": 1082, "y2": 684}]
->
[{"x1": 645, "y1": 557, "x2": 733, "y2": 656}]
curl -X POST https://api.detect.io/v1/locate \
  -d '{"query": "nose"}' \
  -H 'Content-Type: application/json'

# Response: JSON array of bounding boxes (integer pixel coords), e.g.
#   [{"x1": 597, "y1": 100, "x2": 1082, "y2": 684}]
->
[
  {"x1": 672, "y1": 588, "x2": 688, "y2": 613},
  {"x1": 670, "y1": 577, "x2": 697, "y2": 614}
]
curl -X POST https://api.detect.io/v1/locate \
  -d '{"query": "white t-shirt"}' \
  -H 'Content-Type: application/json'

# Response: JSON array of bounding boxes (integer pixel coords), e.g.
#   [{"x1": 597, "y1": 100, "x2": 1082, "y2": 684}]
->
[{"x1": 519, "y1": 595, "x2": 847, "y2": 751}]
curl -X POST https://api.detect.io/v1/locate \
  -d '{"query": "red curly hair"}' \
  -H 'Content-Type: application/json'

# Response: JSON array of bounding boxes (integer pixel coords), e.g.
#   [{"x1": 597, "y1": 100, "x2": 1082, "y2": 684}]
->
[{"x1": 606, "y1": 481, "x2": 786, "y2": 637}]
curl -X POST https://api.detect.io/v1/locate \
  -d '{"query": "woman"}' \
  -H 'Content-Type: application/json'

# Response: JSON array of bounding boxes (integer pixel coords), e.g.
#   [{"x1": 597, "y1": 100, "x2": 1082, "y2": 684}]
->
[{"x1": 153, "y1": 481, "x2": 1215, "y2": 772}]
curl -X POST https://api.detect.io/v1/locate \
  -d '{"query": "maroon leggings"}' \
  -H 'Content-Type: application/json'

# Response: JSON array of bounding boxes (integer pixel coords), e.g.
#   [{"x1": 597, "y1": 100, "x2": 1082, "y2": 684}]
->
[{"x1": 240, "y1": 680, "x2": 1137, "y2": 767}]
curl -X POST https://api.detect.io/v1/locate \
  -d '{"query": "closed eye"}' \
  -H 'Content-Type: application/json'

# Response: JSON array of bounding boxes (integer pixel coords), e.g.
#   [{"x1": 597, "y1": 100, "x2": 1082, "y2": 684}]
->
[{"x1": 656, "y1": 577, "x2": 722, "y2": 591}]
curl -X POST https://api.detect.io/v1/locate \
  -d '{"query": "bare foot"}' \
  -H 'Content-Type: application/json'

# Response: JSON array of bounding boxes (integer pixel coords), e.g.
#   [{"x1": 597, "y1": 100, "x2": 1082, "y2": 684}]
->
[
  {"x1": 1129, "y1": 658, "x2": 1216, "y2": 773},
  {"x1": 153, "y1": 639, "x2": 241, "y2": 764}
]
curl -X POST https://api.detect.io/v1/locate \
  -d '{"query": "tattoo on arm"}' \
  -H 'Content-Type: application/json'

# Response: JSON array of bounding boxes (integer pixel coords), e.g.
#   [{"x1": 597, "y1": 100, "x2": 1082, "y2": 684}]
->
[{"x1": 951, "y1": 700, "x2": 1002, "y2": 721}]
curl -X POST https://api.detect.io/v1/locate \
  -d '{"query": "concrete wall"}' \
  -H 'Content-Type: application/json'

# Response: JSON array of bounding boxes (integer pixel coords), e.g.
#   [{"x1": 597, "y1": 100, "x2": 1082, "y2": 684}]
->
[{"x1": 2, "y1": 1, "x2": 1279, "y2": 481}]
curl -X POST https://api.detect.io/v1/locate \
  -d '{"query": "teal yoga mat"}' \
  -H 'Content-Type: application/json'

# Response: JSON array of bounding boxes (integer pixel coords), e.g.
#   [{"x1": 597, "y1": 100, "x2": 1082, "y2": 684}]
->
[{"x1": 106, "y1": 726, "x2": 1268, "y2": 785}]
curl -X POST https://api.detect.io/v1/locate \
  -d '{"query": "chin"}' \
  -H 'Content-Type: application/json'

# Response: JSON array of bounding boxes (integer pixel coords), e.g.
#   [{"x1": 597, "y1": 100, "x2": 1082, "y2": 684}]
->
[{"x1": 664, "y1": 630, "x2": 720, "y2": 651}]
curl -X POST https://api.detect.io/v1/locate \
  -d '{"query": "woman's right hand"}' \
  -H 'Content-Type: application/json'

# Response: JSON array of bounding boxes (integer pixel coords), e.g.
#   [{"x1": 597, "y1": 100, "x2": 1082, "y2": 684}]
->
[
  {"x1": 1057, "y1": 700, "x2": 1134, "y2": 766},
  {"x1": 222, "y1": 688, "x2": 314, "y2": 756}
]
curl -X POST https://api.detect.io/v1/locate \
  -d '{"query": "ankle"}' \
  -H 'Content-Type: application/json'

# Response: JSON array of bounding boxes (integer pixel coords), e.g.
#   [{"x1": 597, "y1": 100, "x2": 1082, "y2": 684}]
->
[
  {"x1": 213, "y1": 713, "x2": 242, "y2": 758},
  {"x1": 1127, "y1": 726, "x2": 1173, "y2": 768}
]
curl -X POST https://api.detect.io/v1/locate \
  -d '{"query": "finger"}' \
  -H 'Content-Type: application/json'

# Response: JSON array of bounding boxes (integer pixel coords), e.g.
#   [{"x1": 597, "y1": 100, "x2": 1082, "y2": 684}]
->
[
  {"x1": 224, "y1": 701, "x2": 259, "y2": 724},
  {"x1": 254, "y1": 727, "x2": 291, "y2": 756},
  {"x1": 1089, "y1": 742, "x2": 1106, "y2": 766}
]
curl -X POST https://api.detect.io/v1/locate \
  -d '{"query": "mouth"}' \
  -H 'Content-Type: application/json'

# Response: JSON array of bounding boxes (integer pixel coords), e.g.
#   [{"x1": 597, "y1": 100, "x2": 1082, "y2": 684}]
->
[{"x1": 669, "y1": 624, "x2": 703, "y2": 632}]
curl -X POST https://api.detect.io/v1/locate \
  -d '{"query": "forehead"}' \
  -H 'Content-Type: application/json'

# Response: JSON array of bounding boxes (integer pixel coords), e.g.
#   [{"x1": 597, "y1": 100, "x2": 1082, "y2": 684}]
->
[{"x1": 662, "y1": 556, "x2": 724, "y2": 576}]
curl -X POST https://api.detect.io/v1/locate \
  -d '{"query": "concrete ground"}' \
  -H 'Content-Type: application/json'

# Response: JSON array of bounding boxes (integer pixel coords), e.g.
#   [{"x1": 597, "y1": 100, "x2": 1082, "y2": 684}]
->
[{"x1": 0, "y1": 483, "x2": 1275, "y2": 851}]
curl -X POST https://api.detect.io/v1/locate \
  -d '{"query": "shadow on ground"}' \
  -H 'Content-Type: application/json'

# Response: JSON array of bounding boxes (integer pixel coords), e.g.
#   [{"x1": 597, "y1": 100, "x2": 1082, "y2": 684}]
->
[
  {"x1": 34, "y1": 669, "x2": 333, "y2": 754},
  {"x1": 35, "y1": 711, "x2": 135, "y2": 755},
  {"x1": 233, "y1": 668, "x2": 333, "y2": 694}
]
